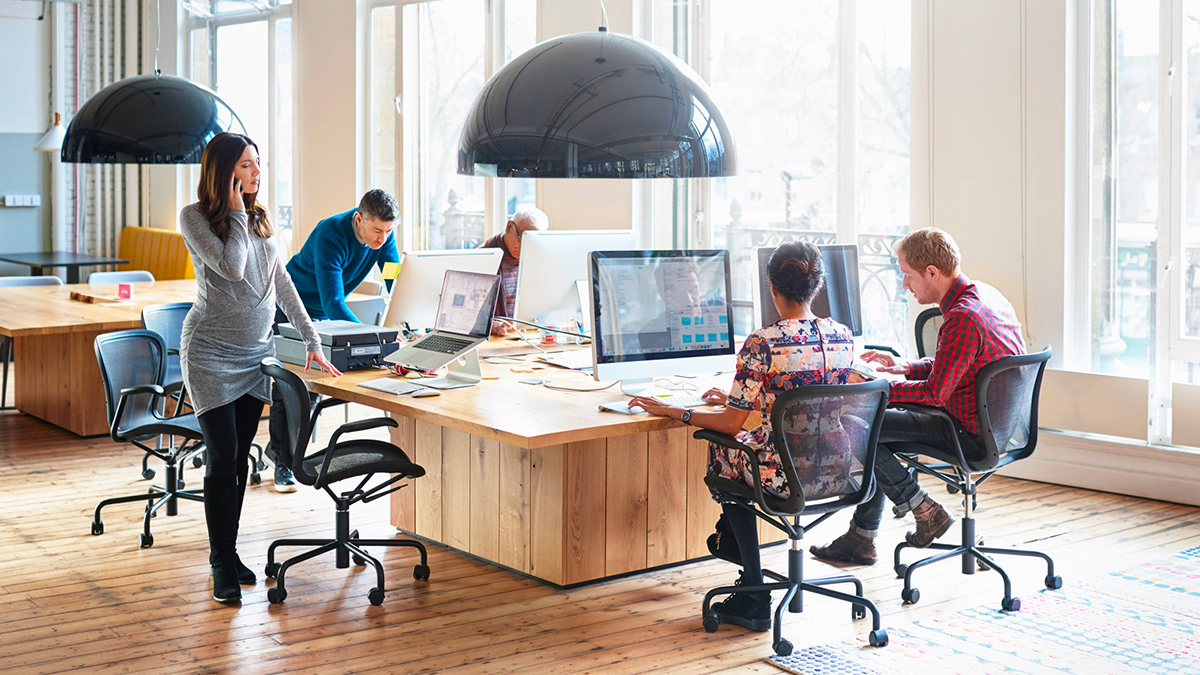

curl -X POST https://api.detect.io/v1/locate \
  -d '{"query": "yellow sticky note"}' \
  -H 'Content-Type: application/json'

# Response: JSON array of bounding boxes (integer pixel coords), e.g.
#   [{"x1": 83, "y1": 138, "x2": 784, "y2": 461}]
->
[{"x1": 381, "y1": 261, "x2": 401, "y2": 280}]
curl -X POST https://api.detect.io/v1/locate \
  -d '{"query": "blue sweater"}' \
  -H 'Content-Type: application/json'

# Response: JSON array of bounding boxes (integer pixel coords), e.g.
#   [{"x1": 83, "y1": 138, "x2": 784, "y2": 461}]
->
[{"x1": 285, "y1": 209, "x2": 400, "y2": 322}]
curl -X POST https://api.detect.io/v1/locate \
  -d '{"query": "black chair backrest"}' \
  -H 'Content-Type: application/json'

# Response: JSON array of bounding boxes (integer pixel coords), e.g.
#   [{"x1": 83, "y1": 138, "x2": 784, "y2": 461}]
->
[
  {"x1": 914, "y1": 307, "x2": 943, "y2": 359},
  {"x1": 768, "y1": 379, "x2": 890, "y2": 515},
  {"x1": 975, "y1": 346, "x2": 1052, "y2": 469},
  {"x1": 260, "y1": 358, "x2": 316, "y2": 486},
  {"x1": 94, "y1": 330, "x2": 166, "y2": 439},
  {"x1": 141, "y1": 302, "x2": 192, "y2": 353}
]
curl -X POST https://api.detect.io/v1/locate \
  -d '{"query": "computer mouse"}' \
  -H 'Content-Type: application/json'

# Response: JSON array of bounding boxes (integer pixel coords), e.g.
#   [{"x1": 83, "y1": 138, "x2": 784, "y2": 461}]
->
[{"x1": 411, "y1": 389, "x2": 441, "y2": 398}]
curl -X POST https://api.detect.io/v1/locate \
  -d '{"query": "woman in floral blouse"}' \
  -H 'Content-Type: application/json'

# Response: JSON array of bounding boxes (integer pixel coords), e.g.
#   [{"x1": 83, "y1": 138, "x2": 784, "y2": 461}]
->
[{"x1": 630, "y1": 240, "x2": 856, "y2": 633}]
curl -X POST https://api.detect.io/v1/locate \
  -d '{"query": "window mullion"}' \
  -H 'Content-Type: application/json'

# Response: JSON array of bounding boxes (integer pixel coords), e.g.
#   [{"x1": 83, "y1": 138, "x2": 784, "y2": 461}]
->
[{"x1": 837, "y1": 0, "x2": 857, "y2": 245}]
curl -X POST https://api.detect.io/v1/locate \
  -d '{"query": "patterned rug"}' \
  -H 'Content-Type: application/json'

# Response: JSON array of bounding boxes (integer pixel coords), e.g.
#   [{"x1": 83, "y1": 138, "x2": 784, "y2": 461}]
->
[{"x1": 769, "y1": 546, "x2": 1200, "y2": 675}]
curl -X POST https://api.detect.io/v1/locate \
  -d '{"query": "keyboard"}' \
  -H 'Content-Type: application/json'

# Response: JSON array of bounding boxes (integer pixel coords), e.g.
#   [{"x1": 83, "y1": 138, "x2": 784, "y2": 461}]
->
[
  {"x1": 651, "y1": 392, "x2": 713, "y2": 408},
  {"x1": 416, "y1": 334, "x2": 475, "y2": 354},
  {"x1": 357, "y1": 377, "x2": 427, "y2": 396}
]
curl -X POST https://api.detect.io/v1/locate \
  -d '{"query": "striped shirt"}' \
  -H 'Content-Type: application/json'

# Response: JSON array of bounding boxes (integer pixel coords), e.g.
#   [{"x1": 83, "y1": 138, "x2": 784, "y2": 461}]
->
[{"x1": 889, "y1": 274, "x2": 1025, "y2": 435}]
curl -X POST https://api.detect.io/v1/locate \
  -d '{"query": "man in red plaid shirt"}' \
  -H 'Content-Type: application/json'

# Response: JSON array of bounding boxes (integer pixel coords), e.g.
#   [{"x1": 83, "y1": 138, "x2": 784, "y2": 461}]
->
[
  {"x1": 811, "y1": 227, "x2": 1025, "y2": 566},
  {"x1": 477, "y1": 207, "x2": 548, "y2": 335}
]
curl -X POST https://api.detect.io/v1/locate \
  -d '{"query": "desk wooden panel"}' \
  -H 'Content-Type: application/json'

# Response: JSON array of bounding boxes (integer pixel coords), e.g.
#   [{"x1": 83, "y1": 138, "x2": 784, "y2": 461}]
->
[
  {"x1": 292, "y1": 346, "x2": 781, "y2": 586},
  {"x1": 0, "y1": 280, "x2": 198, "y2": 436}
]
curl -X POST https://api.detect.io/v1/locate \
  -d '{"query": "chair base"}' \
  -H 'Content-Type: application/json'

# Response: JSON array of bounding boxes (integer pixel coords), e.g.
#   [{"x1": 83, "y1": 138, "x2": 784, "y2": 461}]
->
[
  {"x1": 264, "y1": 493, "x2": 429, "y2": 606},
  {"x1": 894, "y1": 515, "x2": 1062, "y2": 611},
  {"x1": 701, "y1": 544, "x2": 888, "y2": 656},
  {"x1": 90, "y1": 457, "x2": 204, "y2": 548}
]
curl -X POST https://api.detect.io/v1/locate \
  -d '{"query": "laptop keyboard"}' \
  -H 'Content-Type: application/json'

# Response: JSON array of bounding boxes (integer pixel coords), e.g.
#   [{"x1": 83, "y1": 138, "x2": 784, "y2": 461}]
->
[{"x1": 417, "y1": 334, "x2": 475, "y2": 354}]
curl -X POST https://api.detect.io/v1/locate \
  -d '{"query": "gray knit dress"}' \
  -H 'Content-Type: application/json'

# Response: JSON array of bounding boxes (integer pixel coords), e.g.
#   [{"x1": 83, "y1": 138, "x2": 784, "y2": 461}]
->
[{"x1": 179, "y1": 204, "x2": 321, "y2": 418}]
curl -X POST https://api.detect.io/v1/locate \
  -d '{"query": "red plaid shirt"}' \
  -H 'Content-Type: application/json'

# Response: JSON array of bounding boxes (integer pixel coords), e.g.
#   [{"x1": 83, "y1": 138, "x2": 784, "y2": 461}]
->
[
  {"x1": 888, "y1": 274, "x2": 1025, "y2": 434},
  {"x1": 480, "y1": 233, "x2": 519, "y2": 320}
]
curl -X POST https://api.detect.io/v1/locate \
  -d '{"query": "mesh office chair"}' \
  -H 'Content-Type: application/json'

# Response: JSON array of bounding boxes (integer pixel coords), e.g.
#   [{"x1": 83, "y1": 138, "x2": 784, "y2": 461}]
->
[
  {"x1": 0, "y1": 275, "x2": 63, "y2": 409},
  {"x1": 914, "y1": 307, "x2": 943, "y2": 359},
  {"x1": 260, "y1": 358, "x2": 429, "y2": 605},
  {"x1": 91, "y1": 330, "x2": 206, "y2": 547},
  {"x1": 890, "y1": 347, "x2": 1060, "y2": 611},
  {"x1": 89, "y1": 270, "x2": 155, "y2": 284},
  {"x1": 696, "y1": 380, "x2": 891, "y2": 655},
  {"x1": 141, "y1": 302, "x2": 265, "y2": 484}
]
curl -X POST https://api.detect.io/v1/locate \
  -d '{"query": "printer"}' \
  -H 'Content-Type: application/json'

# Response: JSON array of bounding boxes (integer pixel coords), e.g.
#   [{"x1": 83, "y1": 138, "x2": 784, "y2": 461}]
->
[{"x1": 274, "y1": 320, "x2": 400, "y2": 371}]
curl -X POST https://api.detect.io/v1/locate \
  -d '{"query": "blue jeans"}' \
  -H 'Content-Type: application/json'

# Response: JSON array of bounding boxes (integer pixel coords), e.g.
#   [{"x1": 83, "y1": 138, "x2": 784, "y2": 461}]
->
[{"x1": 850, "y1": 408, "x2": 985, "y2": 537}]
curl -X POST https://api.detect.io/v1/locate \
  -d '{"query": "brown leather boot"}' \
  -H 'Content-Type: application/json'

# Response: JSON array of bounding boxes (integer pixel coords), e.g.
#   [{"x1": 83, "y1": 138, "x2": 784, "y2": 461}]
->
[
  {"x1": 809, "y1": 528, "x2": 877, "y2": 565},
  {"x1": 906, "y1": 496, "x2": 954, "y2": 547}
]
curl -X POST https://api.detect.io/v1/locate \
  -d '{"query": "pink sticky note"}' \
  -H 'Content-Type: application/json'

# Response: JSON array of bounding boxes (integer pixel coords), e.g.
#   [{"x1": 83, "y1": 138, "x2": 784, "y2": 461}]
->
[{"x1": 118, "y1": 283, "x2": 132, "y2": 300}]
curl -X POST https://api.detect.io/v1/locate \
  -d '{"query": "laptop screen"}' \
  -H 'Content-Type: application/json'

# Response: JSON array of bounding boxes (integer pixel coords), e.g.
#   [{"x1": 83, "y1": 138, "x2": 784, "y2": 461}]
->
[{"x1": 434, "y1": 270, "x2": 501, "y2": 337}]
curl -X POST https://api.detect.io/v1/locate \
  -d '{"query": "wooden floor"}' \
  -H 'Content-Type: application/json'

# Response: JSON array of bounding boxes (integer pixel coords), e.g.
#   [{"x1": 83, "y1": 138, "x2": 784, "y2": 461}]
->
[{"x1": 2, "y1": 398, "x2": 1199, "y2": 674}]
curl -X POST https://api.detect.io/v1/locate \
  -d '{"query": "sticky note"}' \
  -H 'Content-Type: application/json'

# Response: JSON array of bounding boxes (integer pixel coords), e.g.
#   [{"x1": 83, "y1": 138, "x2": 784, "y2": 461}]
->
[
  {"x1": 117, "y1": 283, "x2": 132, "y2": 300},
  {"x1": 381, "y1": 261, "x2": 401, "y2": 280}
]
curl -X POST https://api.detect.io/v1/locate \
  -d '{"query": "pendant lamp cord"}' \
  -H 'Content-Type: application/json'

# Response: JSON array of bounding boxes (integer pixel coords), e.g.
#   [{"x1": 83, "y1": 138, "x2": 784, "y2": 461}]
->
[
  {"x1": 154, "y1": 0, "x2": 161, "y2": 76},
  {"x1": 598, "y1": 0, "x2": 609, "y2": 30}
]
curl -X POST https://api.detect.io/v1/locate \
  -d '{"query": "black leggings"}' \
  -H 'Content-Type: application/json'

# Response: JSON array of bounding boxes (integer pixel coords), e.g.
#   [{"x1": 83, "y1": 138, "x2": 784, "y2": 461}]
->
[{"x1": 197, "y1": 394, "x2": 265, "y2": 478}]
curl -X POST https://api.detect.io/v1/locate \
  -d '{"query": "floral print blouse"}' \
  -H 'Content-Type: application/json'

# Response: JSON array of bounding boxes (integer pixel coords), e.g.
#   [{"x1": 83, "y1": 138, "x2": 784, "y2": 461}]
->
[{"x1": 707, "y1": 317, "x2": 855, "y2": 499}]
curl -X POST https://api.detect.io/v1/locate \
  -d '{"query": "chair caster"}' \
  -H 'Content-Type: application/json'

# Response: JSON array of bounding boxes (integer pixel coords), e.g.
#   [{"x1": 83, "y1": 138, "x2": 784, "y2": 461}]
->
[
  {"x1": 773, "y1": 638, "x2": 793, "y2": 657},
  {"x1": 349, "y1": 529, "x2": 359, "y2": 539},
  {"x1": 256, "y1": 459, "x2": 268, "y2": 471},
  {"x1": 142, "y1": 468, "x2": 155, "y2": 480},
  {"x1": 891, "y1": 504, "x2": 904, "y2": 518},
  {"x1": 901, "y1": 587, "x2": 920, "y2": 604},
  {"x1": 192, "y1": 456, "x2": 204, "y2": 469},
  {"x1": 1001, "y1": 596, "x2": 1021, "y2": 612},
  {"x1": 851, "y1": 603, "x2": 866, "y2": 620},
  {"x1": 177, "y1": 479, "x2": 185, "y2": 490},
  {"x1": 268, "y1": 587, "x2": 286, "y2": 604},
  {"x1": 91, "y1": 520, "x2": 103, "y2": 536},
  {"x1": 946, "y1": 485, "x2": 959, "y2": 494},
  {"x1": 353, "y1": 553, "x2": 366, "y2": 566},
  {"x1": 139, "y1": 532, "x2": 154, "y2": 548},
  {"x1": 702, "y1": 612, "x2": 719, "y2": 633},
  {"x1": 413, "y1": 564, "x2": 430, "y2": 581},
  {"x1": 265, "y1": 562, "x2": 280, "y2": 578},
  {"x1": 1045, "y1": 575, "x2": 1063, "y2": 590},
  {"x1": 894, "y1": 564, "x2": 907, "y2": 579},
  {"x1": 869, "y1": 629, "x2": 888, "y2": 647},
  {"x1": 249, "y1": 472, "x2": 261, "y2": 486},
  {"x1": 368, "y1": 588, "x2": 385, "y2": 606}
]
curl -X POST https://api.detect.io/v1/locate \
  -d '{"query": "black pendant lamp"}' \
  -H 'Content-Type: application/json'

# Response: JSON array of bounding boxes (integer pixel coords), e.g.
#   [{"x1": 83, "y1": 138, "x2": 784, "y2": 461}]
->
[
  {"x1": 458, "y1": 29, "x2": 736, "y2": 179},
  {"x1": 61, "y1": 74, "x2": 245, "y2": 164}
]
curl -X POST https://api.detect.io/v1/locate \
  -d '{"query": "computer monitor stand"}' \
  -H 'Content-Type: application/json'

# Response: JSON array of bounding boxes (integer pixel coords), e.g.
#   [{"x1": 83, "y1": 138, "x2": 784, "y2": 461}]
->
[
  {"x1": 619, "y1": 377, "x2": 654, "y2": 396},
  {"x1": 420, "y1": 348, "x2": 483, "y2": 390}
]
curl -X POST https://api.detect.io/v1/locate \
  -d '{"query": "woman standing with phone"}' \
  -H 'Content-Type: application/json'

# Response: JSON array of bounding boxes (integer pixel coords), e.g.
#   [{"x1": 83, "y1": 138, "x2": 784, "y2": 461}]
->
[{"x1": 179, "y1": 132, "x2": 341, "y2": 603}]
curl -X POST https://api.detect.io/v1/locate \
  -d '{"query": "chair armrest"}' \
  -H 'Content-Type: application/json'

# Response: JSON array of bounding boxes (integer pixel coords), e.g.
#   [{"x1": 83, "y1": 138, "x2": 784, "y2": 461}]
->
[
  {"x1": 863, "y1": 343, "x2": 901, "y2": 358},
  {"x1": 120, "y1": 383, "x2": 166, "y2": 398},
  {"x1": 329, "y1": 417, "x2": 399, "y2": 447},
  {"x1": 889, "y1": 402, "x2": 971, "y2": 467},
  {"x1": 167, "y1": 348, "x2": 180, "y2": 356},
  {"x1": 111, "y1": 384, "x2": 167, "y2": 442},
  {"x1": 692, "y1": 429, "x2": 772, "y2": 508}
]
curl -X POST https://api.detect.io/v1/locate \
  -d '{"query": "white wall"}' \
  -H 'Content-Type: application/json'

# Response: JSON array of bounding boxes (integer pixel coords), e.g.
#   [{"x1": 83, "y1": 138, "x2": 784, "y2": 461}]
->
[{"x1": 0, "y1": 1, "x2": 49, "y2": 133}]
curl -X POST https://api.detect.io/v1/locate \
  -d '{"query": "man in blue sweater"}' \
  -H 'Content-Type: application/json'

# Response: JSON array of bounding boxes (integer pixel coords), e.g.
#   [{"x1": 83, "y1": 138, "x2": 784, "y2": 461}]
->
[{"x1": 267, "y1": 189, "x2": 400, "y2": 491}]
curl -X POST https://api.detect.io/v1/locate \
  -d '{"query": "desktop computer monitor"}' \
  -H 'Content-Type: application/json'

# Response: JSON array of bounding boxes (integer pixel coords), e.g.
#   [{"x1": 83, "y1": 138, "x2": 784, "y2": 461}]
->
[
  {"x1": 514, "y1": 230, "x2": 638, "y2": 335},
  {"x1": 589, "y1": 249, "x2": 736, "y2": 394},
  {"x1": 382, "y1": 248, "x2": 504, "y2": 332},
  {"x1": 755, "y1": 244, "x2": 864, "y2": 336}
]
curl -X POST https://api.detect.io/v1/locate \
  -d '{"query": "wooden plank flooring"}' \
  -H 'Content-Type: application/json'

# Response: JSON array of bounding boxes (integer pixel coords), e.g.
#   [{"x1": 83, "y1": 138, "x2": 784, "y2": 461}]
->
[{"x1": 2, "y1": 400, "x2": 1199, "y2": 674}]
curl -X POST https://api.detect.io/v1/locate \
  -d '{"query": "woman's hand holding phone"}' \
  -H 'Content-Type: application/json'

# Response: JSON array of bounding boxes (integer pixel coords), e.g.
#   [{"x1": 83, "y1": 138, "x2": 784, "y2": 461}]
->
[{"x1": 228, "y1": 176, "x2": 243, "y2": 211}]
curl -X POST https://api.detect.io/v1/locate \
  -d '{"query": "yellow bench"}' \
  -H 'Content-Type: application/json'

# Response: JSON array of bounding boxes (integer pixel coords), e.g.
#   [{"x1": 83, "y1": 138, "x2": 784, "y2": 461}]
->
[{"x1": 117, "y1": 226, "x2": 195, "y2": 280}]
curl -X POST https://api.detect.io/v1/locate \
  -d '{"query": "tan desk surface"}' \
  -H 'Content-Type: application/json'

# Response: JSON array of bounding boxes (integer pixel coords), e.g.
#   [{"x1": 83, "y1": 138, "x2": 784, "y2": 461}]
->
[
  {"x1": 0, "y1": 279, "x2": 199, "y2": 337},
  {"x1": 292, "y1": 340, "x2": 727, "y2": 449}
]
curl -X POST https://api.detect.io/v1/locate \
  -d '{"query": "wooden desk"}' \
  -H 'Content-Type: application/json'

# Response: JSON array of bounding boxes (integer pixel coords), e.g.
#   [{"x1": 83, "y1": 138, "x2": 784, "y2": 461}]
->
[
  {"x1": 294, "y1": 344, "x2": 749, "y2": 586},
  {"x1": 0, "y1": 251, "x2": 130, "y2": 284},
  {"x1": 0, "y1": 280, "x2": 197, "y2": 435}
]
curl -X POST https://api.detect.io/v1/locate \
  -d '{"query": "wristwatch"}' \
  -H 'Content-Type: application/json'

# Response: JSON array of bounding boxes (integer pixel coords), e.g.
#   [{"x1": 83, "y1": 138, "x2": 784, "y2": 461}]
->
[{"x1": 681, "y1": 409, "x2": 694, "y2": 425}]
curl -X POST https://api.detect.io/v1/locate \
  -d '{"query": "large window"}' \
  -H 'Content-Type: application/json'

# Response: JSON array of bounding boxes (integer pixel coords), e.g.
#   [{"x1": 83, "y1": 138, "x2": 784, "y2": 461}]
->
[
  {"x1": 651, "y1": 0, "x2": 911, "y2": 345},
  {"x1": 1082, "y1": 0, "x2": 1200, "y2": 443},
  {"x1": 186, "y1": 0, "x2": 294, "y2": 244},
  {"x1": 367, "y1": 0, "x2": 537, "y2": 251}
]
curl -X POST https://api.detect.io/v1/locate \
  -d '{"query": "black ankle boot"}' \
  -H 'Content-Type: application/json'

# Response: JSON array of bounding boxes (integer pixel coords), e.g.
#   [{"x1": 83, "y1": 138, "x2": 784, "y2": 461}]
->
[{"x1": 204, "y1": 477, "x2": 242, "y2": 603}]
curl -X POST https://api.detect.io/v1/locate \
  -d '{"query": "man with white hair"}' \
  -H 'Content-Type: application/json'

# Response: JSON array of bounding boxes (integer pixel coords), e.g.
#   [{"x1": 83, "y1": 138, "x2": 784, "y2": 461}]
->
[{"x1": 478, "y1": 207, "x2": 548, "y2": 335}]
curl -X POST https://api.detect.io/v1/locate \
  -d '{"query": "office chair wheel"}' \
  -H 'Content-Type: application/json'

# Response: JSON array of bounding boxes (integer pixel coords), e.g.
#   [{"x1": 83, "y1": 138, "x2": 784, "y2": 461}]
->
[
  {"x1": 192, "y1": 456, "x2": 204, "y2": 469},
  {"x1": 139, "y1": 533, "x2": 154, "y2": 548},
  {"x1": 1045, "y1": 575, "x2": 1063, "y2": 590},
  {"x1": 353, "y1": 553, "x2": 366, "y2": 566},
  {"x1": 368, "y1": 588, "x2": 385, "y2": 606},
  {"x1": 892, "y1": 504, "x2": 904, "y2": 518},
  {"x1": 256, "y1": 458, "x2": 268, "y2": 471},
  {"x1": 250, "y1": 472, "x2": 261, "y2": 486},
  {"x1": 142, "y1": 468, "x2": 155, "y2": 480},
  {"x1": 773, "y1": 638, "x2": 793, "y2": 657},
  {"x1": 177, "y1": 479, "x2": 186, "y2": 490},
  {"x1": 851, "y1": 603, "x2": 866, "y2": 620},
  {"x1": 349, "y1": 529, "x2": 359, "y2": 539},
  {"x1": 869, "y1": 629, "x2": 888, "y2": 647},
  {"x1": 901, "y1": 587, "x2": 920, "y2": 605},
  {"x1": 1001, "y1": 596, "x2": 1021, "y2": 612},
  {"x1": 90, "y1": 520, "x2": 103, "y2": 536},
  {"x1": 894, "y1": 563, "x2": 908, "y2": 579},
  {"x1": 413, "y1": 564, "x2": 430, "y2": 581},
  {"x1": 947, "y1": 485, "x2": 959, "y2": 494},
  {"x1": 265, "y1": 562, "x2": 280, "y2": 578},
  {"x1": 268, "y1": 587, "x2": 286, "y2": 604},
  {"x1": 702, "y1": 612, "x2": 719, "y2": 633}
]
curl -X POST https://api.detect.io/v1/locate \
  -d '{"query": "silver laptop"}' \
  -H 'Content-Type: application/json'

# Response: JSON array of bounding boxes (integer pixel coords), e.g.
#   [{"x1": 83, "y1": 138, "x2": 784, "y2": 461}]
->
[{"x1": 385, "y1": 269, "x2": 501, "y2": 372}]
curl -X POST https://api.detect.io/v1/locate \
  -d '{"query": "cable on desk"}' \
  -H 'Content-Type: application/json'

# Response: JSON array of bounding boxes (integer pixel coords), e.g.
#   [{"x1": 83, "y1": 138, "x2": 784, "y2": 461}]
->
[{"x1": 491, "y1": 318, "x2": 548, "y2": 355}]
